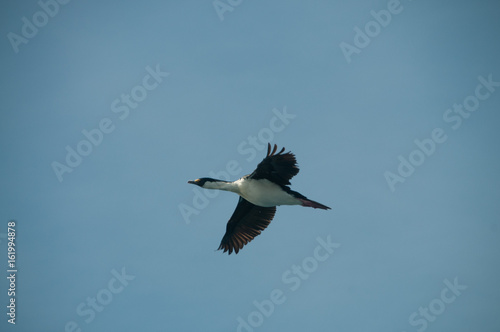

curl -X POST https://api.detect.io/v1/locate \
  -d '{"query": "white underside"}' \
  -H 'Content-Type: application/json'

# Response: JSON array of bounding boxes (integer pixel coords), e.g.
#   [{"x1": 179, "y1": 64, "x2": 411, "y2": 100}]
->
[{"x1": 230, "y1": 178, "x2": 302, "y2": 207}]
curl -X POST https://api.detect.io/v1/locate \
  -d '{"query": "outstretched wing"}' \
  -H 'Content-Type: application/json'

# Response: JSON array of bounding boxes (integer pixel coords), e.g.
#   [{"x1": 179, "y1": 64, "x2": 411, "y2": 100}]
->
[
  {"x1": 249, "y1": 143, "x2": 299, "y2": 186},
  {"x1": 218, "y1": 197, "x2": 276, "y2": 255}
]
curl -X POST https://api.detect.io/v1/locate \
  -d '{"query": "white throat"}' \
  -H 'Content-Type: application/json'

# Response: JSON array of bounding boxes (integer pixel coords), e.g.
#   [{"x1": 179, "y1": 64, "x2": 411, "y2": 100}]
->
[{"x1": 203, "y1": 180, "x2": 239, "y2": 192}]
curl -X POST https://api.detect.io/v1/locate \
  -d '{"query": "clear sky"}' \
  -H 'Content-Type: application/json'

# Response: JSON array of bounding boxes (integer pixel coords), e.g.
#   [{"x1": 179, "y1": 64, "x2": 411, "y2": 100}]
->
[{"x1": 1, "y1": 1, "x2": 499, "y2": 331}]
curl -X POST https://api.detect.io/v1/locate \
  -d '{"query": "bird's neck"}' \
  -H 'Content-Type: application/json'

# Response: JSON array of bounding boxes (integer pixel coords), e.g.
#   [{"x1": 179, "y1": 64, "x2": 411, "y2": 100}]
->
[{"x1": 204, "y1": 180, "x2": 239, "y2": 192}]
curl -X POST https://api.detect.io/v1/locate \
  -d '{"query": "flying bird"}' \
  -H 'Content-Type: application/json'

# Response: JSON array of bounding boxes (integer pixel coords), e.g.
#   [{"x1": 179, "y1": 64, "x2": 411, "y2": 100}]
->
[{"x1": 188, "y1": 143, "x2": 331, "y2": 254}]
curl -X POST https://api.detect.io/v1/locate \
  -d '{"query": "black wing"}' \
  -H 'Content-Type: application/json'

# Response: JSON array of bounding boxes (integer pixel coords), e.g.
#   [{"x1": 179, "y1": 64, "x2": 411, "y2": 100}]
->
[
  {"x1": 218, "y1": 197, "x2": 276, "y2": 255},
  {"x1": 249, "y1": 143, "x2": 299, "y2": 186}
]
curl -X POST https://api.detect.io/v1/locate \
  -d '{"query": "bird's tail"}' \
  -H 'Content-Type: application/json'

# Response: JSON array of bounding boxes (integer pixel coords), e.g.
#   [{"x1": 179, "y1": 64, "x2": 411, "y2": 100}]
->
[{"x1": 298, "y1": 198, "x2": 331, "y2": 210}]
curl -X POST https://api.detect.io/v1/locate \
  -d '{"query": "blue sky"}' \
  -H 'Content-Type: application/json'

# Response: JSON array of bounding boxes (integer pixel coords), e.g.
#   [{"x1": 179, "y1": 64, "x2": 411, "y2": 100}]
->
[{"x1": 1, "y1": 1, "x2": 499, "y2": 331}]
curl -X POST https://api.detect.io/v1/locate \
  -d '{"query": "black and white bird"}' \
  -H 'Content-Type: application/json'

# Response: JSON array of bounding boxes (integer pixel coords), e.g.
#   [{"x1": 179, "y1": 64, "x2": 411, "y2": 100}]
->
[{"x1": 188, "y1": 143, "x2": 331, "y2": 254}]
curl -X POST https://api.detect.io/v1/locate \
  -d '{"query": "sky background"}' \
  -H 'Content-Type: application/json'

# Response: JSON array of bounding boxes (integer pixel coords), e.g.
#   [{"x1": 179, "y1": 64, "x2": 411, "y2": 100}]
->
[{"x1": 1, "y1": 1, "x2": 499, "y2": 331}]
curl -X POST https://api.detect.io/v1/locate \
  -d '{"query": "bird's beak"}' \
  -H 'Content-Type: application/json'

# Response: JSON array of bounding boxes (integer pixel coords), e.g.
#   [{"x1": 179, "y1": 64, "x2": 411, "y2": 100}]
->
[{"x1": 187, "y1": 180, "x2": 195, "y2": 184}]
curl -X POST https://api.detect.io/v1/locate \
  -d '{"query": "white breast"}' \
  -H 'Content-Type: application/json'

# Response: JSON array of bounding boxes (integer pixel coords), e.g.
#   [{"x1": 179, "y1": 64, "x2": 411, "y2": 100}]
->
[{"x1": 234, "y1": 178, "x2": 301, "y2": 207}]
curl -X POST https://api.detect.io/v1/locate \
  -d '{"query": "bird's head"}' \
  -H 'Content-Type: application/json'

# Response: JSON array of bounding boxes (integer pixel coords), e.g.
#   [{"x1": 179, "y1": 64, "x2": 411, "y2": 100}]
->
[{"x1": 187, "y1": 177, "x2": 218, "y2": 188}]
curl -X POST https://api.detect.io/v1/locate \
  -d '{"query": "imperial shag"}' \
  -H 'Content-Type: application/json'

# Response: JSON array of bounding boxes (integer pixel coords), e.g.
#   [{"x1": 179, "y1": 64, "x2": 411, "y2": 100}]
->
[{"x1": 188, "y1": 143, "x2": 331, "y2": 254}]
